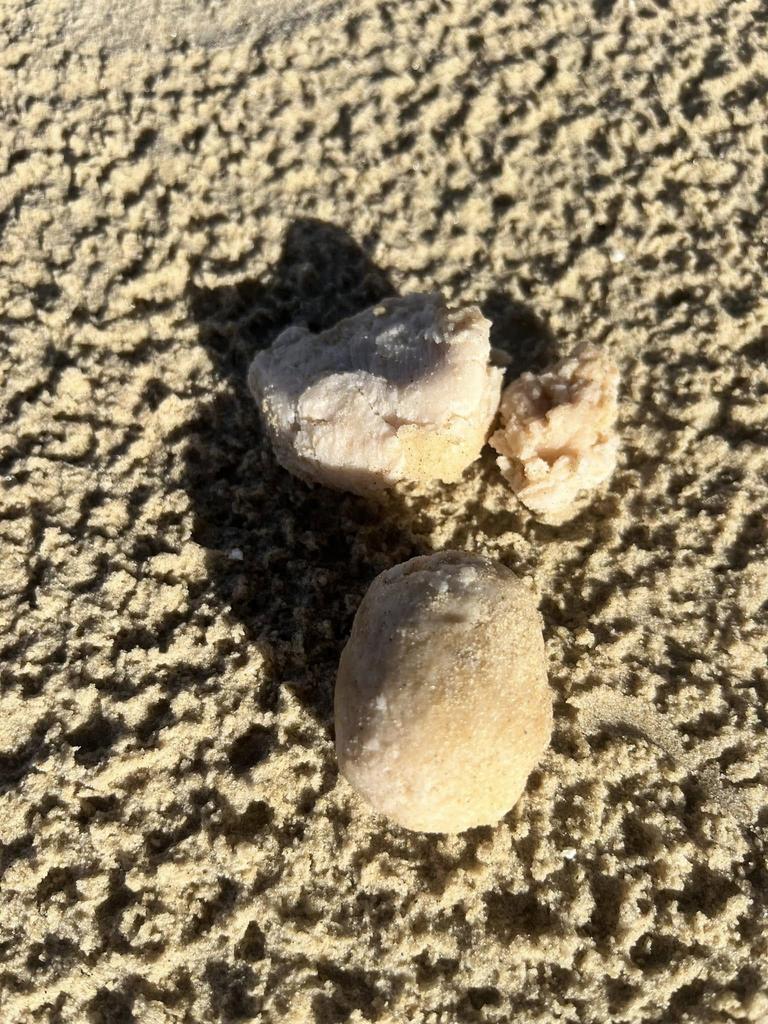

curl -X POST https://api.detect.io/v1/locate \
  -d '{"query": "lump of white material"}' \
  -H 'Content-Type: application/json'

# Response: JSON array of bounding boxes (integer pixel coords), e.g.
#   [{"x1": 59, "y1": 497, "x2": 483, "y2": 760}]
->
[
  {"x1": 335, "y1": 551, "x2": 552, "y2": 833},
  {"x1": 247, "y1": 294, "x2": 503, "y2": 495},
  {"x1": 489, "y1": 344, "x2": 619, "y2": 521}
]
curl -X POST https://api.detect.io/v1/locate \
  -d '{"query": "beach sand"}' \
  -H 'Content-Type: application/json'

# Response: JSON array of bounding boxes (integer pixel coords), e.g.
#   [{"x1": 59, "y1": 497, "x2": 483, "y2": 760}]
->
[{"x1": 1, "y1": 1, "x2": 767, "y2": 1021}]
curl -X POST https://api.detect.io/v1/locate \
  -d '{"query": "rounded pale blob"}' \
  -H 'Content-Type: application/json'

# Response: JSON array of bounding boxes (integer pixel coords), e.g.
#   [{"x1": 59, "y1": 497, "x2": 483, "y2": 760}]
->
[
  {"x1": 490, "y1": 344, "x2": 619, "y2": 521},
  {"x1": 247, "y1": 294, "x2": 503, "y2": 495},
  {"x1": 335, "y1": 551, "x2": 552, "y2": 833}
]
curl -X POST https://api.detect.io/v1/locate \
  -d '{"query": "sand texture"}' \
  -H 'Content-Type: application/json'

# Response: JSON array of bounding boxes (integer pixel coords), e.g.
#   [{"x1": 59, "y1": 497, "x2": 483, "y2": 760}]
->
[{"x1": 1, "y1": 0, "x2": 767, "y2": 1021}]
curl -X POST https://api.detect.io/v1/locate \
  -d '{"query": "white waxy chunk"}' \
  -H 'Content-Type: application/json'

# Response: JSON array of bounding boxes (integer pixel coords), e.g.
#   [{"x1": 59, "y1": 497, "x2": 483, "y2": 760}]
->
[
  {"x1": 247, "y1": 294, "x2": 503, "y2": 495},
  {"x1": 490, "y1": 344, "x2": 619, "y2": 521},
  {"x1": 335, "y1": 551, "x2": 552, "y2": 833}
]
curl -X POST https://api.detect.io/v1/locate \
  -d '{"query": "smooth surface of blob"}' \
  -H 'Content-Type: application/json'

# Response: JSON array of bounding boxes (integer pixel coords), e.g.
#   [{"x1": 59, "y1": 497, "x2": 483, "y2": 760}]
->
[
  {"x1": 335, "y1": 551, "x2": 552, "y2": 833},
  {"x1": 490, "y1": 344, "x2": 619, "y2": 521},
  {"x1": 248, "y1": 294, "x2": 503, "y2": 495}
]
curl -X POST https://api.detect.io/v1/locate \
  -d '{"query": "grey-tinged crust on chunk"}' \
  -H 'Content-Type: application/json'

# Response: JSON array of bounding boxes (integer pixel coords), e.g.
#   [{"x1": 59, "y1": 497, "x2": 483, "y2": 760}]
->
[
  {"x1": 335, "y1": 551, "x2": 552, "y2": 833},
  {"x1": 248, "y1": 294, "x2": 504, "y2": 495},
  {"x1": 490, "y1": 344, "x2": 620, "y2": 522}
]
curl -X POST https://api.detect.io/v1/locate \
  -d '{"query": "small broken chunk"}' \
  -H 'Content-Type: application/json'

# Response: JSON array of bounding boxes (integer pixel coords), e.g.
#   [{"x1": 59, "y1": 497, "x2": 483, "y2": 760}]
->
[
  {"x1": 335, "y1": 551, "x2": 552, "y2": 833},
  {"x1": 489, "y1": 343, "x2": 619, "y2": 521},
  {"x1": 247, "y1": 294, "x2": 503, "y2": 495}
]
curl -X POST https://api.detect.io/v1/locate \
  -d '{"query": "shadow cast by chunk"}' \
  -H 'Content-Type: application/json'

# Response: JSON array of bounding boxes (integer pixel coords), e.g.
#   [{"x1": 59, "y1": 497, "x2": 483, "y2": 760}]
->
[
  {"x1": 481, "y1": 289, "x2": 558, "y2": 379},
  {"x1": 188, "y1": 218, "x2": 399, "y2": 364},
  {"x1": 184, "y1": 220, "x2": 433, "y2": 729}
]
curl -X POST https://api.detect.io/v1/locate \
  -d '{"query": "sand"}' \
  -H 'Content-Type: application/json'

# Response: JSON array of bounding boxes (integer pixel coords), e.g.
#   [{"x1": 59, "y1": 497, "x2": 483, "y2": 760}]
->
[{"x1": 1, "y1": 0, "x2": 767, "y2": 1021}]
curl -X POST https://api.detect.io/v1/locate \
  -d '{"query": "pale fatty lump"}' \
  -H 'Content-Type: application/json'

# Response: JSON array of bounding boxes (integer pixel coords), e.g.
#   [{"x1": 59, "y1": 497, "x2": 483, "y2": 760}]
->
[
  {"x1": 247, "y1": 294, "x2": 503, "y2": 496},
  {"x1": 490, "y1": 344, "x2": 619, "y2": 521},
  {"x1": 335, "y1": 551, "x2": 552, "y2": 833}
]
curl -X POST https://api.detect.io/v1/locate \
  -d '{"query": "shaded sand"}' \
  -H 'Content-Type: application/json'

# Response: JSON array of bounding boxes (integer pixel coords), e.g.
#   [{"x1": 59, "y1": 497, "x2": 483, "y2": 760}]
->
[{"x1": 2, "y1": 1, "x2": 768, "y2": 1021}]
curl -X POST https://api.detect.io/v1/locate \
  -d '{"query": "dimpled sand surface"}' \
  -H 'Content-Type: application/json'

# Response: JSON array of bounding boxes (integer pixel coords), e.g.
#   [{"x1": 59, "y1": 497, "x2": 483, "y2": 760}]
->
[{"x1": 1, "y1": 2, "x2": 768, "y2": 1022}]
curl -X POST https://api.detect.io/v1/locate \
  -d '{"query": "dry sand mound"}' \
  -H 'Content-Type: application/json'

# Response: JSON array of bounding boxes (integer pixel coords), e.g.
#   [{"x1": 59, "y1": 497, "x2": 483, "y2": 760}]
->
[{"x1": 1, "y1": 1, "x2": 767, "y2": 1021}]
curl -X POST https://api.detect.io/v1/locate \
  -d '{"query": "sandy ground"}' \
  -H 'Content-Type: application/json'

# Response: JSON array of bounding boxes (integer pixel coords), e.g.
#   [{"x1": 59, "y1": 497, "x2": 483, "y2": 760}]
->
[{"x1": 2, "y1": 0, "x2": 768, "y2": 1021}]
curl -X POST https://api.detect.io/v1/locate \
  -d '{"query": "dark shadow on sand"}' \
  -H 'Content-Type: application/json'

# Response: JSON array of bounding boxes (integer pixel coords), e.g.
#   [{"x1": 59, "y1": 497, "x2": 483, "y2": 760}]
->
[
  {"x1": 482, "y1": 289, "x2": 557, "y2": 377},
  {"x1": 184, "y1": 220, "x2": 431, "y2": 728}
]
